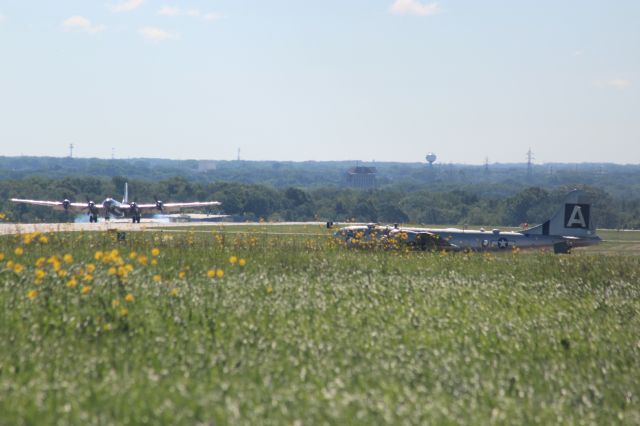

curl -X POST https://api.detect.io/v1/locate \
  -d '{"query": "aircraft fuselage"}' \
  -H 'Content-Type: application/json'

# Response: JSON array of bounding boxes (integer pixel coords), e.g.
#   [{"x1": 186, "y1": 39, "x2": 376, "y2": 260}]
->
[{"x1": 334, "y1": 224, "x2": 601, "y2": 253}]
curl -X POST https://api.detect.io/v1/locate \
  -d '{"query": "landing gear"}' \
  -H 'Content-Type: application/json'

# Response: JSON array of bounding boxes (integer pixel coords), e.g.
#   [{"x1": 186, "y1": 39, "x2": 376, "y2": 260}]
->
[
  {"x1": 89, "y1": 214, "x2": 98, "y2": 223},
  {"x1": 132, "y1": 215, "x2": 141, "y2": 223}
]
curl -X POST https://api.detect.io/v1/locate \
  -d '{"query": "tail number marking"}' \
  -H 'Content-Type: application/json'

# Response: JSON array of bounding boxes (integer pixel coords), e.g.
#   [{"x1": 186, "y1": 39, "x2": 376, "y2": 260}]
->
[{"x1": 564, "y1": 204, "x2": 590, "y2": 228}]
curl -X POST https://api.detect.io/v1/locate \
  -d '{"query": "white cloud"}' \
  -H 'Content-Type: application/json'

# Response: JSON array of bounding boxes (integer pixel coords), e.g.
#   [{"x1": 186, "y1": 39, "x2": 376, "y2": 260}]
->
[
  {"x1": 113, "y1": 0, "x2": 144, "y2": 13},
  {"x1": 158, "y1": 6, "x2": 179, "y2": 16},
  {"x1": 203, "y1": 12, "x2": 222, "y2": 22},
  {"x1": 158, "y1": 6, "x2": 222, "y2": 21},
  {"x1": 139, "y1": 26, "x2": 178, "y2": 42},
  {"x1": 572, "y1": 49, "x2": 584, "y2": 57},
  {"x1": 62, "y1": 16, "x2": 106, "y2": 34},
  {"x1": 605, "y1": 79, "x2": 632, "y2": 90},
  {"x1": 390, "y1": 0, "x2": 440, "y2": 16},
  {"x1": 0, "y1": 14, "x2": 6, "y2": 23}
]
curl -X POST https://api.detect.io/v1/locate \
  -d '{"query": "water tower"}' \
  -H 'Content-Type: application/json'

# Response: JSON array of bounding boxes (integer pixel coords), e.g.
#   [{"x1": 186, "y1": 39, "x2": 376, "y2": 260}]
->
[{"x1": 426, "y1": 152, "x2": 437, "y2": 166}]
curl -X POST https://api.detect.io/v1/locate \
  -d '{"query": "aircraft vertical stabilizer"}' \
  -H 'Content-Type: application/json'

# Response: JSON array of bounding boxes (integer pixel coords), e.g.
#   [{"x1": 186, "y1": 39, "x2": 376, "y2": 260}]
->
[
  {"x1": 123, "y1": 182, "x2": 129, "y2": 204},
  {"x1": 523, "y1": 190, "x2": 596, "y2": 237}
]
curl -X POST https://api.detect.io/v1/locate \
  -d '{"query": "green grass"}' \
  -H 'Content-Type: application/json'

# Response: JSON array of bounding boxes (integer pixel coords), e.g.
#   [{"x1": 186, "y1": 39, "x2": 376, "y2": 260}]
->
[{"x1": 1, "y1": 228, "x2": 639, "y2": 425}]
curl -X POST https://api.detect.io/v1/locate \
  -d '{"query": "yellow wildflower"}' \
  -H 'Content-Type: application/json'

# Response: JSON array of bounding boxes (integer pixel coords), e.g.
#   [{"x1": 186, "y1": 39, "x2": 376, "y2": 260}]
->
[
  {"x1": 107, "y1": 266, "x2": 117, "y2": 275},
  {"x1": 81, "y1": 285, "x2": 91, "y2": 295},
  {"x1": 7, "y1": 260, "x2": 14, "y2": 269},
  {"x1": 117, "y1": 266, "x2": 128, "y2": 278},
  {"x1": 178, "y1": 271, "x2": 186, "y2": 279},
  {"x1": 58, "y1": 269, "x2": 67, "y2": 278},
  {"x1": 216, "y1": 269, "x2": 224, "y2": 278},
  {"x1": 0, "y1": 253, "x2": 4, "y2": 261},
  {"x1": 129, "y1": 251, "x2": 138, "y2": 259},
  {"x1": 67, "y1": 278, "x2": 78, "y2": 288},
  {"x1": 14, "y1": 247, "x2": 24, "y2": 256},
  {"x1": 119, "y1": 307, "x2": 129, "y2": 317},
  {"x1": 151, "y1": 259, "x2": 158, "y2": 266},
  {"x1": 229, "y1": 256, "x2": 238, "y2": 265},
  {"x1": 35, "y1": 257, "x2": 46, "y2": 267},
  {"x1": 152, "y1": 274, "x2": 161, "y2": 283},
  {"x1": 39, "y1": 235, "x2": 49, "y2": 244},
  {"x1": 137, "y1": 255, "x2": 148, "y2": 266},
  {"x1": 266, "y1": 286, "x2": 273, "y2": 294},
  {"x1": 125, "y1": 293, "x2": 134, "y2": 302},
  {"x1": 207, "y1": 269, "x2": 216, "y2": 278},
  {"x1": 170, "y1": 288, "x2": 179, "y2": 297},
  {"x1": 35, "y1": 269, "x2": 46, "y2": 280},
  {"x1": 86, "y1": 263, "x2": 96, "y2": 273},
  {"x1": 63, "y1": 254, "x2": 73, "y2": 264},
  {"x1": 151, "y1": 248, "x2": 160, "y2": 257},
  {"x1": 83, "y1": 274, "x2": 93, "y2": 282},
  {"x1": 27, "y1": 289, "x2": 38, "y2": 300},
  {"x1": 13, "y1": 263, "x2": 24, "y2": 274},
  {"x1": 94, "y1": 251, "x2": 104, "y2": 261},
  {"x1": 239, "y1": 258, "x2": 246, "y2": 267},
  {"x1": 112, "y1": 299, "x2": 120, "y2": 307}
]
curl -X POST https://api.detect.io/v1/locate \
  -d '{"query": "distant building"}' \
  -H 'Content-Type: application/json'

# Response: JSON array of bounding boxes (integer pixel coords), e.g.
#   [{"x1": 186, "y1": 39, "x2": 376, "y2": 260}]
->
[{"x1": 346, "y1": 166, "x2": 377, "y2": 189}]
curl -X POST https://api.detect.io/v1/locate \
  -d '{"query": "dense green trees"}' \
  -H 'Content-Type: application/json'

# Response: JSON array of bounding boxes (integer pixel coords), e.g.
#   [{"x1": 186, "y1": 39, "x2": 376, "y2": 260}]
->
[
  {"x1": 0, "y1": 157, "x2": 639, "y2": 228},
  {"x1": 1, "y1": 175, "x2": 638, "y2": 229}
]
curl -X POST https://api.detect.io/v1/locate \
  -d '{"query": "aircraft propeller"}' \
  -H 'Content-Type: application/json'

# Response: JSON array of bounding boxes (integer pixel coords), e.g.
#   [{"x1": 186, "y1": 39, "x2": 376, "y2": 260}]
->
[
  {"x1": 81, "y1": 196, "x2": 99, "y2": 222},
  {"x1": 154, "y1": 196, "x2": 164, "y2": 212},
  {"x1": 129, "y1": 199, "x2": 141, "y2": 215}
]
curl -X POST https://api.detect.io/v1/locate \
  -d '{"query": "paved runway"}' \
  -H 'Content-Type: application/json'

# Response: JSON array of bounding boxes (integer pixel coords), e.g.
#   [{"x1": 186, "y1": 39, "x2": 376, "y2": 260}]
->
[{"x1": 0, "y1": 220, "x2": 332, "y2": 236}]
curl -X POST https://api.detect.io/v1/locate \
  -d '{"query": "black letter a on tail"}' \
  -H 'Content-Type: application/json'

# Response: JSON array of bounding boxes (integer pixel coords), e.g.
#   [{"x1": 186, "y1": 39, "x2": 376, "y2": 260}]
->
[{"x1": 564, "y1": 204, "x2": 590, "y2": 228}]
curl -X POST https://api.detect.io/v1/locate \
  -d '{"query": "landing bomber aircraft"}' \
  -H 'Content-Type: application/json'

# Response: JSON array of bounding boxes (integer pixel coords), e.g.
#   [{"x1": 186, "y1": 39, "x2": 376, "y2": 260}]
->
[
  {"x1": 333, "y1": 190, "x2": 601, "y2": 254},
  {"x1": 10, "y1": 183, "x2": 222, "y2": 223}
]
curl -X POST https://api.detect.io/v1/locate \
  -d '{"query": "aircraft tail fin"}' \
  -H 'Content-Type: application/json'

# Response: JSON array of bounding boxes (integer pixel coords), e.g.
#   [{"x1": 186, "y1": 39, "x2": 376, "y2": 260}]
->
[
  {"x1": 523, "y1": 190, "x2": 597, "y2": 238},
  {"x1": 123, "y1": 182, "x2": 129, "y2": 204}
]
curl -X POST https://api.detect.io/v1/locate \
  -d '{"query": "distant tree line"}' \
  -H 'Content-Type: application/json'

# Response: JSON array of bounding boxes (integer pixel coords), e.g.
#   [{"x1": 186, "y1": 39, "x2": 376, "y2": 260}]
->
[
  {"x1": 2, "y1": 156, "x2": 640, "y2": 199},
  {"x1": 1, "y1": 176, "x2": 638, "y2": 229}
]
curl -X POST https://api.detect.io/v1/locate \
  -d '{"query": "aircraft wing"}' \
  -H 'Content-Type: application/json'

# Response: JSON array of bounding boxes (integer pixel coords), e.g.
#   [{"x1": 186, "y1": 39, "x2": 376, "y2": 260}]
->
[
  {"x1": 136, "y1": 201, "x2": 222, "y2": 213},
  {"x1": 10, "y1": 198, "x2": 99, "y2": 212}
]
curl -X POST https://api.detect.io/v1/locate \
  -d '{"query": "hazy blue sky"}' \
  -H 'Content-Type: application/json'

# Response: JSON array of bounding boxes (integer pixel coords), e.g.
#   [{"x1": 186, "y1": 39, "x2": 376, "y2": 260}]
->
[{"x1": 0, "y1": 1, "x2": 638, "y2": 164}]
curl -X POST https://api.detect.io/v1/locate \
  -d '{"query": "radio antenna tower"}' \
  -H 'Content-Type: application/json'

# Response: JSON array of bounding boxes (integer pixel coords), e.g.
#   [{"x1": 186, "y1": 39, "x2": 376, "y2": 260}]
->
[
  {"x1": 526, "y1": 148, "x2": 534, "y2": 177},
  {"x1": 69, "y1": 143, "x2": 74, "y2": 158},
  {"x1": 237, "y1": 148, "x2": 241, "y2": 161}
]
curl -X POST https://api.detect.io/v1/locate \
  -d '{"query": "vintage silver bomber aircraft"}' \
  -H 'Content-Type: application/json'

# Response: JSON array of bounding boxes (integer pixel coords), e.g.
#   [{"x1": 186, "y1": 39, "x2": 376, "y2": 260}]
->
[
  {"x1": 333, "y1": 190, "x2": 600, "y2": 254},
  {"x1": 11, "y1": 183, "x2": 222, "y2": 223}
]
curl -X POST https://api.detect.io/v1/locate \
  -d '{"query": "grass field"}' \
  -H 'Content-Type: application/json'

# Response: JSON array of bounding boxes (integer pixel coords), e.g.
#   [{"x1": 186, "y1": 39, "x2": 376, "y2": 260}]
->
[{"x1": 1, "y1": 226, "x2": 639, "y2": 424}]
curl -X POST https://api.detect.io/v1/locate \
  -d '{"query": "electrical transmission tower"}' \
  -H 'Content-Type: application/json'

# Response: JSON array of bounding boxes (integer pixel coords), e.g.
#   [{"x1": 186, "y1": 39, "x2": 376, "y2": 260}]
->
[{"x1": 526, "y1": 148, "x2": 534, "y2": 177}]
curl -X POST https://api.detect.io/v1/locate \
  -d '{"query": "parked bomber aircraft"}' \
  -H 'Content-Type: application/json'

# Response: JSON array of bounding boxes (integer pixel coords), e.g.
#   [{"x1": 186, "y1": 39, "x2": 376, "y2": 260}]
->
[
  {"x1": 333, "y1": 190, "x2": 600, "y2": 254},
  {"x1": 10, "y1": 183, "x2": 222, "y2": 223}
]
